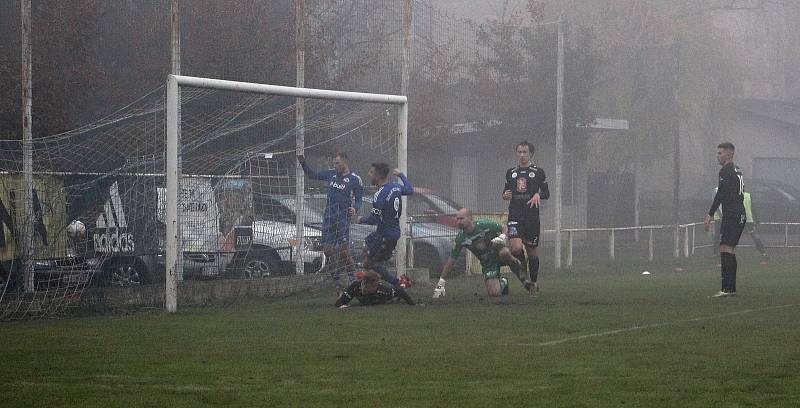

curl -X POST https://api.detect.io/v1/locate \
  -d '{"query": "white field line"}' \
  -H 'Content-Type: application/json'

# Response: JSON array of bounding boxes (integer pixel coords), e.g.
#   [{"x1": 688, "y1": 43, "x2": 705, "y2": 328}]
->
[
  {"x1": 229, "y1": 303, "x2": 800, "y2": 348},
  {"x1": 533, "y1": 303, "x2": 799, "y2": 347}
]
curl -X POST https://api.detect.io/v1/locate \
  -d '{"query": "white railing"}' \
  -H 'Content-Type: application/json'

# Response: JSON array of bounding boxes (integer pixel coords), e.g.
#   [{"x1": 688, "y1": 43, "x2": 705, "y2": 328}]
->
[
  {"x1": 405, "y1": 217, "x2": 800, "y2": 272},
  {"x1": 547, "y1": 222, "x2": 800, "y2": 267},
  {"x1": 690, "y1": 222, "x2": 800, "y2": 252},
  {"x1": 552, "y1": 224, "x2": 689, "y2": 267}
]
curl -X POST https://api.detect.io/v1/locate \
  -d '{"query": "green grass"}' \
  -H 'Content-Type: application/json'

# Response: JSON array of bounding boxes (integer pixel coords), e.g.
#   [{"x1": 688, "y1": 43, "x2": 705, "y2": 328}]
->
[{"x1": 1, "y1": 250, "x2": 799, "y2": 407}]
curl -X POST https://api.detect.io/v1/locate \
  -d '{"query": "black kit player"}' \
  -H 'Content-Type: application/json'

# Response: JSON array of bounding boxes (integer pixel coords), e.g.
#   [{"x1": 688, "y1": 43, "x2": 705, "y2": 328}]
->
[
  {"x1": 334, "y1": 270, "x2": 416, "y2": 308},
  {"x1": 502, "y1": 141, "x2": 549, "y2": 296},
  {"x1": 704, "y1": 142, "x2": 746, "y2": 298}
]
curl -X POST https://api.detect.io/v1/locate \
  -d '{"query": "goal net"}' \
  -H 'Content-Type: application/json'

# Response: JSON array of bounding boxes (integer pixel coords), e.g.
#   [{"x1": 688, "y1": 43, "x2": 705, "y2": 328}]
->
[{"x1": 0, "y1": 76, "x2": 407, "y2": 319}]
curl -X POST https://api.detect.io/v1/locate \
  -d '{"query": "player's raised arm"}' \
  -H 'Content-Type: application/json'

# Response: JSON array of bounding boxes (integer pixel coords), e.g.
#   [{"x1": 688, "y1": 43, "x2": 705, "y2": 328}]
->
[
  {"x1": 392, "y1": 169, "x2": 414, "y2": 195},
  {"x1": 298, "y1": 155, "x2": 335, "y2": 180}
]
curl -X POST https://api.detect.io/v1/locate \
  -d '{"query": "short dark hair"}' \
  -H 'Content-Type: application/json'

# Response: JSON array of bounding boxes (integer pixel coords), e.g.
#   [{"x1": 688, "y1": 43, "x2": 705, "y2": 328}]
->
[
  {"x1": 516, "y1": 141, "x2": 534, "y2": 154},
  {"x1": 334, "y1": 152, "x2": 349, "y2": 162},
  {"x1": 370, "y1": 162, "x2": 390, "y2": 179},
  {"x1": 717, "y1": 142, "x2": 735, "y2": 151}
]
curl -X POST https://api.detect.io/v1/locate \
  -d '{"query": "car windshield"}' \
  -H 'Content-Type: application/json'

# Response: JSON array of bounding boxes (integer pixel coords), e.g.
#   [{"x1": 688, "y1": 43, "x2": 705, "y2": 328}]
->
[
  {"x1": 774, "y1": 186, "x2": 798, "y2": 202},
  {"x1": 271, "y1": 195, "x2": 326, "y2": 224},
  {"x1": 253, "y1": 197, "x2": 297, "y2": 224},
  {"x1": 423, "y1": 193, "x2": 460, "y2": 214},
  {"x1": 407, "y1": 192, "x2": 461, "y2": 216}
]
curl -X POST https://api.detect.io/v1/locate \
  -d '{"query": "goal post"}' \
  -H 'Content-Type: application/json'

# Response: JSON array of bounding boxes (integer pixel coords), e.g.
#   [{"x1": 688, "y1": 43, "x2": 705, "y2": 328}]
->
[{"x1": 165, "y1": 74, "x2": 409, "y2": 313}]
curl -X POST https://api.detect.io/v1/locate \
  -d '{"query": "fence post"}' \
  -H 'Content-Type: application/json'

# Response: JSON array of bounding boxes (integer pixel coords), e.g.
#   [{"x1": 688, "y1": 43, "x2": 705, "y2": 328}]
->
[
  {"x1": 673, "y1": 226, "x2": 680, "y2": 258},
  {"x1": 407, "y1": 236, "x2": 414, "y2": 268},
  {"x1": 609, "y1": 229, "x2": 615, "y2": 261},
  {"x1": 567, "y1": 230, "x2": 573, "y2": 267},
  {"x1": 786, "y1": 224, "x2": 790, "y2": 248},
  {"x1": 691, "y1": 224, "x2": 696, "y2": 255},
  {"x1": 648, "y1": 228, "x2": 654, "y2": 261},
  {"x1": 683, "y1": 225, "x2": 690, "y2": 258}
]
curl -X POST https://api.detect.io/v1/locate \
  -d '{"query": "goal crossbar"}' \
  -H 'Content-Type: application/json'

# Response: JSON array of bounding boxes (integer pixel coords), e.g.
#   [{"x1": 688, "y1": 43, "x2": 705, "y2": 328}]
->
[
  {"x1": 165, "y1": 75, "x2": 409, "y2": 312},
  {"x1": 171, "y1": 75, "x2": 408, "y2": 105}
]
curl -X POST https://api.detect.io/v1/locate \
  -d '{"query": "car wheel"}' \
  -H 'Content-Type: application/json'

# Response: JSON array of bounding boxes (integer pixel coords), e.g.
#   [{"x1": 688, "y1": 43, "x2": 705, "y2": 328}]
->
[
  {"x1": 99, "y1": 258, "x2": 150, "y2": 287},
  {"x1": 240, "y1": 249, "x2": 282, "y2": 279},
  {"x1": 413, "y1": 244, "x2": 442, "y2": 279}
]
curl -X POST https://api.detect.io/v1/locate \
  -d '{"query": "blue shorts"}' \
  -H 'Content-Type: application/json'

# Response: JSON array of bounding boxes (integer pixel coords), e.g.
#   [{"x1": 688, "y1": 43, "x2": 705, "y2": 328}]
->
[
  {"x1": 365, "y1": 232, "x2": 397, "y2": 263},
  {"x1": 321, "y1": 217, "x2": 350, "y2": 247}
]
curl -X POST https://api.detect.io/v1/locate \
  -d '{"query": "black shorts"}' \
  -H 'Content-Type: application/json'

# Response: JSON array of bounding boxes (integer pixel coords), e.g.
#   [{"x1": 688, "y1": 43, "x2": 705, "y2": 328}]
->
[
  {"x1": 720, "y1": 214, "x2": 746, "y2": 247},
  {"x1": 507, "y1": 218, "x2": 540, "y2": 247}
]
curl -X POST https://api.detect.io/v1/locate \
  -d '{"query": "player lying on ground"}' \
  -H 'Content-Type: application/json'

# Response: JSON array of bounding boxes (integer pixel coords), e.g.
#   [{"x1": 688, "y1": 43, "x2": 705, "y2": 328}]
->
[
  {"x1": 432, "y1": 208, "x2": 531, "y2": 298},
  {"x1": 335, "y1": 270, "x2": 416, "y2": 308},
  {"x1": 359, "y1": 163, "x2": 414, "y2": 288}
]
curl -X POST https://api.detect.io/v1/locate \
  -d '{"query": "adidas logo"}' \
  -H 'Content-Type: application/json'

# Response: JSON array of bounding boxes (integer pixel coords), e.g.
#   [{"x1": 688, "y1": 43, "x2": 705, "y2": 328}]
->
[
  {"x1": 96, "y1": 181, "x2": 126, "y2": 228},
  {"x1": 93, "y1": 181, "x2": 135, "y2": 253}
]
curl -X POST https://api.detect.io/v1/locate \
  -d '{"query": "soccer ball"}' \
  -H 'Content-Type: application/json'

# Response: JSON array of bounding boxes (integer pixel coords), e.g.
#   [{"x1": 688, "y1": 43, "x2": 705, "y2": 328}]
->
[{"x1": 67, "y1": 220, "x2": 86, "y2": 238}]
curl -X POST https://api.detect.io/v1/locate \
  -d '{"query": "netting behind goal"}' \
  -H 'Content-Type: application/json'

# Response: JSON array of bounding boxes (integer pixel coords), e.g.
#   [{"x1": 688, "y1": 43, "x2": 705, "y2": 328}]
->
[
  {"x1": 0, "y1": 88, "x2": 167, "y2": 319},
  {"x1": 0, "y1": 77, "x2": 409, "y2": 319}
]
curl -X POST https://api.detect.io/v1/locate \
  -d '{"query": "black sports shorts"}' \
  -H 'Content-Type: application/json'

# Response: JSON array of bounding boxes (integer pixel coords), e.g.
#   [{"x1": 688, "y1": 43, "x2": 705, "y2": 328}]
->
[
  {"x1": 720, "y1": 214, "x2": 746, "y2": 247},
  {"x1": 507, "y1": 218, "x2": 540, "y2": 247}
]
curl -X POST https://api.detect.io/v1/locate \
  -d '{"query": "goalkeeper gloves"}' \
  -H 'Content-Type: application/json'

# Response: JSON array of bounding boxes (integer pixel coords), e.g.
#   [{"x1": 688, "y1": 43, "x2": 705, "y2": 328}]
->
[
  {"x1": 490, "y1": 233, "x2": 507, "y2": 248},
  {"x1": 432, "y1": 278, "x2": 446, "y2": 298}
]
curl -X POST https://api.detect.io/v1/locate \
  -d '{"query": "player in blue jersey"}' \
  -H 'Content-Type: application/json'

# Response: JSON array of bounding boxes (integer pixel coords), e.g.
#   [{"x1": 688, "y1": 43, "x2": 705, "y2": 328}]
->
[
  {"x1": 298, "y1": 152, "x2": 363, "y2": 288},
  {"x1": 358, "y1": 162, "x2": 414, "y2": 288}
]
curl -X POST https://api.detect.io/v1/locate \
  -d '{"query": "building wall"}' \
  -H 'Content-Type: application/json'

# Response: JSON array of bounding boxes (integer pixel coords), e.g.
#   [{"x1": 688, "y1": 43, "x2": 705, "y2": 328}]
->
[
  {"x1": 410, "y1": 130, "x2": 588, "y2": 232},
  {"x1": 722, "y1": 112, "x2": 800, "y2": 189}
]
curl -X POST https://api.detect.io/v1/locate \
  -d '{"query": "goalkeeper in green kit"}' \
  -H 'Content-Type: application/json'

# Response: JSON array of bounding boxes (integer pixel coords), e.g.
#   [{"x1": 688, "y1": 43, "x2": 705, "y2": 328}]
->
[{"x1": 432, "y1": 208, "x2": 532, "y2": 298}]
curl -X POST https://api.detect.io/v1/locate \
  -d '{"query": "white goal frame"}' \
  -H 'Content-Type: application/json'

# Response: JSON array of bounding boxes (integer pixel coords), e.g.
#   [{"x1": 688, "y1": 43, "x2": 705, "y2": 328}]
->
[{"x1": 165, "y1": 74, "x2": 408, "y2": 312}]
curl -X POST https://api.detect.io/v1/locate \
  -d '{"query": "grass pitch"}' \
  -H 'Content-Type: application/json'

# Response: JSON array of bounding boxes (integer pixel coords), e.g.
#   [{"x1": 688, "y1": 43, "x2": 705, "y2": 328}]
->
[{"x1": 1, "y1": 250, "x2": 799, "y2": 407}]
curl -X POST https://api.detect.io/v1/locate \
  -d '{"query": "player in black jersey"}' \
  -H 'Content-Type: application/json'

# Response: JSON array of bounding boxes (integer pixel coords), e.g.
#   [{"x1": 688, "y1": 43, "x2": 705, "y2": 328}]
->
[
  {"x1": 334, "y1": 270, "x2": 416, "y2": 308},
  {"x1": 704, "y1": 142, "x2": 746, "y2": 298},
  {"x1": 502, "y1": 141, "x2": 549, "y2": 296}
]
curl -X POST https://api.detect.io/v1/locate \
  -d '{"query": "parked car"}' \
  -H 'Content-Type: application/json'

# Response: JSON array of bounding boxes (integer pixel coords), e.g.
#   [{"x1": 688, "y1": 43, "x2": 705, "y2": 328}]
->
[
  {"x1": 1, "y1": 176, "x2": 325, "y2": 291},
  {"x1": 405, "y1": 187, "x2": 461, "y2": 228},
  {"x1": 745, "y1": 179, "x2": 800, "y2": 223},
  {"x1": 687, "y1": 178, "x2": 800, "y2": 223},
  {"x1": 268, "y1": 193, "x2": 461, "y2": 277}
]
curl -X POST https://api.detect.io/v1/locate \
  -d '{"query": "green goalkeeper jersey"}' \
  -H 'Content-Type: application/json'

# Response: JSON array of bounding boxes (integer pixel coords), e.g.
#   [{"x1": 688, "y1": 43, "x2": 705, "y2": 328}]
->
[{"x1": 450, "y1": 219, "x2": 502, "y2": 260}]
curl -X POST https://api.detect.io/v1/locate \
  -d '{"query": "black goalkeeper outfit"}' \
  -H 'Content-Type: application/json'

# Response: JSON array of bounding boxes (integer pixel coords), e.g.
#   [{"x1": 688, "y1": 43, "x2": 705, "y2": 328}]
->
[{"x1": 334, "y1": 281, "x2": 415, "y2": 307}]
